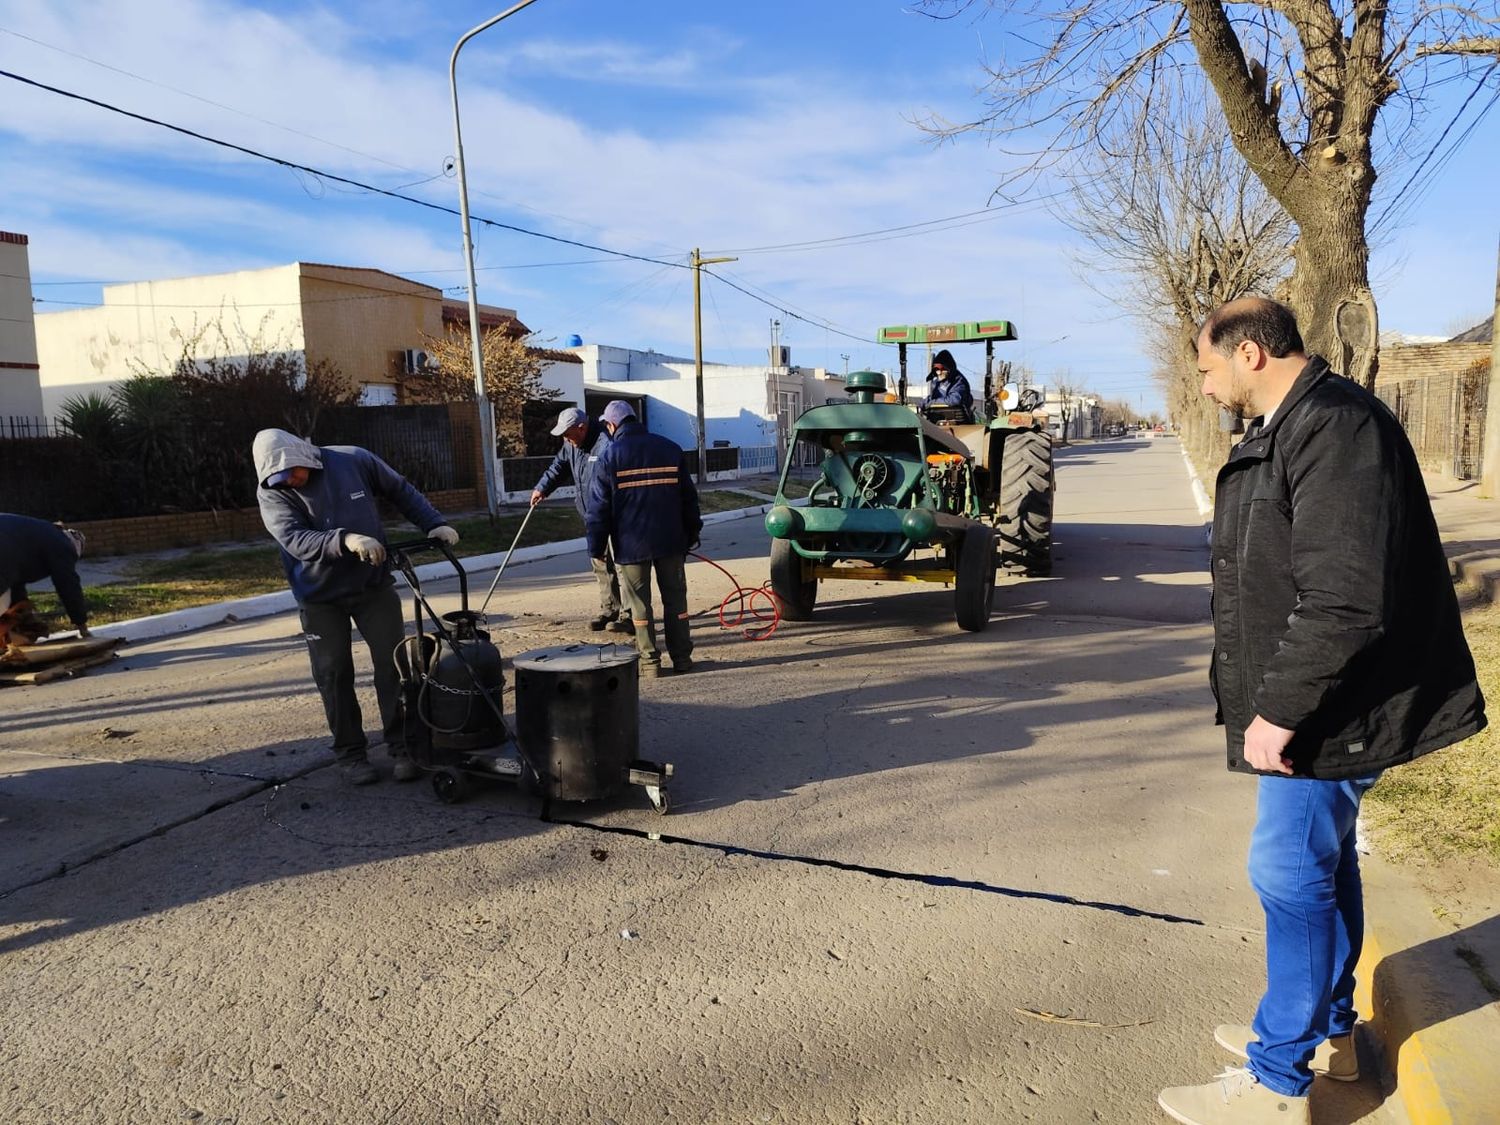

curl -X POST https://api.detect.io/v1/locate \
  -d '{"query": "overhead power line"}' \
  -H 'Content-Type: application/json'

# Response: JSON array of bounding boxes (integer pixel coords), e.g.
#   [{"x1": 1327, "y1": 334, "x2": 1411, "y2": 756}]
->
[
  {"x1": 0, "y1": 67, "x2": 991, "y2": 348},
  {"x1": 0, "y1": 67, "x2": 685, "y2": 270},
  {"x1": 708, "y1": 192, "x2": 1069, "y2": 256}
]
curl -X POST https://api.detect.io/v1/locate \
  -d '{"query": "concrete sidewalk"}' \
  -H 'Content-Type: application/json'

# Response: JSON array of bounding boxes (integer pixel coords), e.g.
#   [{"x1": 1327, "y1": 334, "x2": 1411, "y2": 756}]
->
[{"x1": 1425, "y1": 471, "x2": 1500, "y2": 605}]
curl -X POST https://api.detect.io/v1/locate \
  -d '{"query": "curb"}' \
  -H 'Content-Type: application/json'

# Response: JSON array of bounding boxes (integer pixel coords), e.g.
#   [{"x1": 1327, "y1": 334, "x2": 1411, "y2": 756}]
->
[
  {"x1": 1448, "y1": 553, "x2": 1500, "y2": 606},
  {"x1": 79, "y1": 500, "x2": 792, "y2": 646},
  {"x1": 1355, "y1": 855, "x2": 1500, "y2": 1123}
]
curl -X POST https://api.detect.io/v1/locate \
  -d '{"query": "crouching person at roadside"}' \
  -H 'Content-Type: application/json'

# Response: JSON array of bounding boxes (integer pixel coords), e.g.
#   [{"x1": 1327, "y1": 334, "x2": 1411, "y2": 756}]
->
[{"x1": 252, "y1": 429, "x2": 459, "y2": 786}]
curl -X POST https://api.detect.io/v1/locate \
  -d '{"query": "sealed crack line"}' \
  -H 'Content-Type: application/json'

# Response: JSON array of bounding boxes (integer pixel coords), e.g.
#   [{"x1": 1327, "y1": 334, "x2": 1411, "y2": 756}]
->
[
  {"x1": 0, "y1": 760, "x2": 326, "y2": 900},
  {"x1": 543, "y1": 814, "x2": 1207, "y2": 928}
]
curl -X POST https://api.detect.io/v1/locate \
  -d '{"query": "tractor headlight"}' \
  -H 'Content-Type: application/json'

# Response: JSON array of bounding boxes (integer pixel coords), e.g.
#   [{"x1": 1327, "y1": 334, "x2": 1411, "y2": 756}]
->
[
  {"x1": 765, "y1": 506, "x2": 803, "y2": 539},
  {"x1": 901, "y1": 508, "x2": 937, "y2": 542}
]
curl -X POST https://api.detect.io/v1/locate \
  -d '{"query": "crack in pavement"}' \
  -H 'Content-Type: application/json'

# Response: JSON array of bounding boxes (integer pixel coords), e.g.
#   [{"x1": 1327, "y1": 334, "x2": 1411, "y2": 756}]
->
[{"x1": 544, "y1": 813, "x2": 1210, "y2": 929}]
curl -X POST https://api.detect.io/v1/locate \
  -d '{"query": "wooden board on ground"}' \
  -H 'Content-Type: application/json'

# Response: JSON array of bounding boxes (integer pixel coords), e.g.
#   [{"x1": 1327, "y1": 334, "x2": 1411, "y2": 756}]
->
[
  {"x1": 0, "y1": 649, "x2": 120, "y2": 686},
  {"x1": 0, "y1": 637, "x2": 123, "y2": 685},
  {"x1": 0, "y1": 637, "x2": 122, "y2": 668}
]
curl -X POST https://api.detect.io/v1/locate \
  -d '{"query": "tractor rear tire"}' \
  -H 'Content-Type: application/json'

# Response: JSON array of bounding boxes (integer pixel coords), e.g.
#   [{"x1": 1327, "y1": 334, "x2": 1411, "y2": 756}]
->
[
  {"x1": 954, "y1": 525, "x2": 996, "y2": 633},
  {"x1": 770, "y1": 538, "x2": 817, "y2": 620},
  {"x1": 997, "y1": 430, "x2": 1054, "y2": 576}
]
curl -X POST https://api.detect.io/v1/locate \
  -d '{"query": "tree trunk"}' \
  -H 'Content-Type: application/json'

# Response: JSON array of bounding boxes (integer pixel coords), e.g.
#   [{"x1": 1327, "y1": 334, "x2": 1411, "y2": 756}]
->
[{"x1": 1284, "y1": 207, "x2": 1380, "y2": 388}]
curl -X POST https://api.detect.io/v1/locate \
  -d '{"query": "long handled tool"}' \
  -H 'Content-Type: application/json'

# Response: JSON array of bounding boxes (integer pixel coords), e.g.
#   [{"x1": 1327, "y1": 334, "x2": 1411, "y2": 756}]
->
[{"x1": 478, "y1": 501, "x2": 539, "y2": 616}]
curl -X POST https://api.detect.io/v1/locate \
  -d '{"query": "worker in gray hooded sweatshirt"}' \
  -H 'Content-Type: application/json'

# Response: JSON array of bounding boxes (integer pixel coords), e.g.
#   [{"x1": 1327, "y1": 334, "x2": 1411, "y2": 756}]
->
[{"x1": 253, "y1": 429, "x2": 459, "y2": 786}]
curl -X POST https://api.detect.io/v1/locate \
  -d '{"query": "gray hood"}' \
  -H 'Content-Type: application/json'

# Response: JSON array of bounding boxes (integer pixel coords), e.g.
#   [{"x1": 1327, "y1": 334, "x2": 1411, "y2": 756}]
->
[{"x1": 253, "y1": 429, "x2": 323, "y2": 487}]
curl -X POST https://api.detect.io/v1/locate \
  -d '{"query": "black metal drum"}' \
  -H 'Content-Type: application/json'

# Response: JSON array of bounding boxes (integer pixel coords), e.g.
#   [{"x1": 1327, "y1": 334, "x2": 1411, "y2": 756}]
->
[{"x1": 513, "y1": 643, "x2": 639, "y2": 802}]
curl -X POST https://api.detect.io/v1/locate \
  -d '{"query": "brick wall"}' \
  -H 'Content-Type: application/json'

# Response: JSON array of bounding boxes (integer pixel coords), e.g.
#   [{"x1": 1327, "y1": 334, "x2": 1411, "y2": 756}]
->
[
  {"x1": 1378, "y1": 342, "x2": 1491, "y2": 383},
  {"x1": 73, "y1": 508, "x2": 271, "y2": 556},
  {"x1": 73, "y1": 489, "x2": 487, "y2": 557}
]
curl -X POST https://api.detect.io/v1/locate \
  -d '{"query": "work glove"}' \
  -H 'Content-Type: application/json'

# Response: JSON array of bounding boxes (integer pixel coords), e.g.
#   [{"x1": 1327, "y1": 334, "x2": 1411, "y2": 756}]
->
[
  {"x1": 343, "y1": 532, "x2": 387, "y2": 566},
  {"x1": 428, "y1": 525, "x2": 460, "y2": 546}
]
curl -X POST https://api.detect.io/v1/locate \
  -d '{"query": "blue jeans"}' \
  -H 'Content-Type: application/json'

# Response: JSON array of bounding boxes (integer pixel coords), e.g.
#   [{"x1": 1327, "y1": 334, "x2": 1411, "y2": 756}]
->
[{"x1": 1246, "y1": 773, "x2": 1379, "y2": 1096}]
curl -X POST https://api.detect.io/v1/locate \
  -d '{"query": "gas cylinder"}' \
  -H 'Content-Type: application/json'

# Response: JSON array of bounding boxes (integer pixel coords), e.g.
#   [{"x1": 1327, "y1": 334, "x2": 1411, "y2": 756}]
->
[{"x1": 426, "y1": 611, "x2": 507, "y2": 752}]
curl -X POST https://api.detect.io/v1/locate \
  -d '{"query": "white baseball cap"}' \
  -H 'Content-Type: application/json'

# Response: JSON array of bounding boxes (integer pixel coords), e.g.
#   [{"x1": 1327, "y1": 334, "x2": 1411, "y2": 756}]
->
[{"x1": 550, "y1": 406, "x2": 589, "y2": 436}]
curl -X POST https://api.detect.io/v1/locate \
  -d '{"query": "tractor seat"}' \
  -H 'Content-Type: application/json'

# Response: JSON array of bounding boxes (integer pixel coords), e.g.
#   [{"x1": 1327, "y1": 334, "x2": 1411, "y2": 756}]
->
[{"x1": 922, "y1": 403, "x2": 974, "y2": 425}]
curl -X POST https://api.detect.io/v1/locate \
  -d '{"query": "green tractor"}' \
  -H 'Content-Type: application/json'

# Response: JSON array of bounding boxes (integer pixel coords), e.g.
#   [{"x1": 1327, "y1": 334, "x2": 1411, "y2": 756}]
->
[{"x1": 764, "y1": 319, "x2": 1055, "y2": 633}]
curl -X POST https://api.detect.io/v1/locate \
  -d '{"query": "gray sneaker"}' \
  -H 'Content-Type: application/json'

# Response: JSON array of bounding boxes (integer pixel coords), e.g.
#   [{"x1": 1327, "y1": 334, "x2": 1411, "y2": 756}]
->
[
  {"x1": 339, "y1": 759, "x2": 380, "y2": 786},
  {"x1": 639, "y1": 661, "x2": 668, "y2": 678},
  {"x1": 1213, "y1": 1024, "x2": 1358, "y2": 1082}
]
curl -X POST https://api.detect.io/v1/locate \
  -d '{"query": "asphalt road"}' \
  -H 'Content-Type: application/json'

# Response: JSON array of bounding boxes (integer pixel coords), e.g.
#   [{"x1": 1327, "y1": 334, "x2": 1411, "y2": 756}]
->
[{"x1": 0, "y1": 437, "x2": 1403, "y2": 1123}]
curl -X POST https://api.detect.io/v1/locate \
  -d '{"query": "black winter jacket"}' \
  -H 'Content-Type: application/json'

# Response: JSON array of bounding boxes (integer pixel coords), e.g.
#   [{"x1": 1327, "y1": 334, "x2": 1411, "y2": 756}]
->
[
  {"x1": 0, "y1": 513, "x2": 88, "y2": 628},
  {"x1": 585, "y1": 420, "x2": 702, "y2": 565},
  {"x1": 1210, "y1": 357, "x2": 1485, "y2": 778}
]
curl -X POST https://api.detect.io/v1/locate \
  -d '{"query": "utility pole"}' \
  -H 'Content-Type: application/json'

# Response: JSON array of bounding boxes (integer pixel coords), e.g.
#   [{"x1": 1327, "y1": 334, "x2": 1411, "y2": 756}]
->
[
  {"x1": 840, "y1": 353, "x2": 850, "y2": 375},
  {"x1": 691, "y1": 247, "x2": 736, "y2": 485},
  {"x1": 1482, "y1": 236, "x2": 1500, "y2": 498},
  {"x1": 449, "y1": 0, "x2": 541, "y2": 518}
]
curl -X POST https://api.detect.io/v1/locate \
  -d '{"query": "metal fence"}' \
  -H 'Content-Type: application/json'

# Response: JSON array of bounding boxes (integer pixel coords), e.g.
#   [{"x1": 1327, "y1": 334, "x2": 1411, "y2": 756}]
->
[
  {"x1": 1377, "y1": 364, "x2": 1490, "y2": 480},
  {"x1": 1, "y1": 416, "x2": 70, "y2": 440},
  {"x1": 737, "y1": 444, "x2": 780, "y2": 473},
  {"x1": 312, "y1": 404, "x2": 476, "y2": 493}
]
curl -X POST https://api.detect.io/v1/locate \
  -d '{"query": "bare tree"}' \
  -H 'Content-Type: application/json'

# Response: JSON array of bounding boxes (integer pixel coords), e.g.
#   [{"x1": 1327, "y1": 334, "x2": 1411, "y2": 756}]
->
[
  {"x1": 407, "y1": 326, "x2": 559, "y2": 457},
  {"x1": 1051, "y1": 377, "x2": 1083, "y2": 442},
  {"x1": 1044, "y1": 63, "x2": 1299, "y2": 481},
  {"x1": 916, "y1": 0, "x2": 1500, "y2": 388}
]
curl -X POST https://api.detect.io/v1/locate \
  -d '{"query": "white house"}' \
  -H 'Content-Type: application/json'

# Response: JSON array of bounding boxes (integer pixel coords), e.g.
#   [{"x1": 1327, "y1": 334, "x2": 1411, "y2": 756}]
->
[
  {"x1": 540, "y1": 343, "x2": 844, "y2": 459},
  {"x1": 1037, "y1": 385, "x2": 1102, "y2": 441}
]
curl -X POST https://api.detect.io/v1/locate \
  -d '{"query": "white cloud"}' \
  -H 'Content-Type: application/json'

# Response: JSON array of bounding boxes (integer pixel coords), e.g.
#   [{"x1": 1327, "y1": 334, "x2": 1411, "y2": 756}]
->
[{"x1": 0, "y1": 0, "x2": 1169, "y2": 402}]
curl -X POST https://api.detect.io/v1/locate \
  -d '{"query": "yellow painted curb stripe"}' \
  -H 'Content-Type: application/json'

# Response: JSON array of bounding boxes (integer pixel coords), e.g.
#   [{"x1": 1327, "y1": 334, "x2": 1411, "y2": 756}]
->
[{"x1": 1356, "y1": 927, "x2": 1453, "y2": 1124}]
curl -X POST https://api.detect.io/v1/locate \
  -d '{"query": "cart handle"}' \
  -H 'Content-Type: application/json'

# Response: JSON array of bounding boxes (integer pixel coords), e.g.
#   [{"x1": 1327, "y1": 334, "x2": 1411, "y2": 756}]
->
[{"x1": 386, "y1": 537, "x2": 469, "y2": 607}]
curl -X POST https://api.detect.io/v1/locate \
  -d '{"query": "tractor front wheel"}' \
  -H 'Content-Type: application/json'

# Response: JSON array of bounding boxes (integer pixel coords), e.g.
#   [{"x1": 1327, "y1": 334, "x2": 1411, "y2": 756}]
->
[
  {"x1": 997, "y1": 430, "x2": 1054, "y2": 576},
  {"x1": 954, "y1": 525, "x2": 997, "y2": 633},
  {"x1": 769, "y1": 538, "x2": 817, "y2": 620}
]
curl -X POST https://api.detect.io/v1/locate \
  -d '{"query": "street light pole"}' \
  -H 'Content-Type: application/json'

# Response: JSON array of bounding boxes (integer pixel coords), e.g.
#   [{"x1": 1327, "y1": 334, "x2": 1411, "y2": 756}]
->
[
  {"x1": 690, "y1": 247, "x2": 736, "y2": 486},
  {"x1": 450, "y1": 0, "x2": 542, "y2": 519}
]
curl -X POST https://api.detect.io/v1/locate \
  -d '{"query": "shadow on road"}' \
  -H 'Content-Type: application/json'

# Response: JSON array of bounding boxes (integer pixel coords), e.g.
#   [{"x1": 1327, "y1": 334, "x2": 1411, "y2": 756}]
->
[{"x1": 0, "y1": 741, "x2": 553, "y2": 956}]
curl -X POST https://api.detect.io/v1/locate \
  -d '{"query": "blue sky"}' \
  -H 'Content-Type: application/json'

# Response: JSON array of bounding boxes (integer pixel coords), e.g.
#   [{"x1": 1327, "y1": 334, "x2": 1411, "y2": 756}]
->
[{"x1": 2, "y1": 0, "x2": 1496, "y2": 417}]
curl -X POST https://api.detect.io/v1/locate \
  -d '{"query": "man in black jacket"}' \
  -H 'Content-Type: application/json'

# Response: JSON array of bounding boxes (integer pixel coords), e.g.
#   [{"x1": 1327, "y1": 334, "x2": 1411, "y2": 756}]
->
[
  {"x1": 530, "y1": 405, "x2": 627, "y2": 633},
  {"x1": 0, "y1": 513, "x2": 90, "y2": 645},
  {"x1": 1158, "y1": 298, "x2": 1485, "y2": 1125},
  {"x1": 586, "y1": 401, "x2": 703, "y2": 677}
]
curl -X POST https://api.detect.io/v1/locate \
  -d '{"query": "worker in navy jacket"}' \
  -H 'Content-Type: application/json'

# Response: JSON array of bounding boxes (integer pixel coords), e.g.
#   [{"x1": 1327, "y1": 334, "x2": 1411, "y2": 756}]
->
[
  {"x1": 530, "y1": 405, "x2": 627, "y2": 633},
  {"x1": 585, "y1": 401, "x2": 703, "y2": 676},
  {"x1": 0, "y1": 513, "x2": 90, "y2": 644},
  {"x1": 253, "y1": 428, "x2": 459, "y2": 786},
  {"x1": 920, "y1": 349, "x2": 974, "y2": 421}
]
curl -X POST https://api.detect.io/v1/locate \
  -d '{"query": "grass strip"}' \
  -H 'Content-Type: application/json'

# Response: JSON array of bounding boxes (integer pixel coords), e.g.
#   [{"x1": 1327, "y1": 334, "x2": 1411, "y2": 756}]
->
[
  {"x1": 1363, "y1": 599, "x2": 1499, "y2": 865},
  {"x1": 30, "y1": 491, "x2": 770, "y2": 626}
]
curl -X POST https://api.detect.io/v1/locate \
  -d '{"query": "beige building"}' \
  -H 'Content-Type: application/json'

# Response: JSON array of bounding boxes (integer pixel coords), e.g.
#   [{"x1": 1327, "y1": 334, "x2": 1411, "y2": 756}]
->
[
  {"x1": 34, "y1": 262, "x2": 526, "y2": 419},
  {"x1": 0, "y1": 231, "x2": 46, "y2": 422}
]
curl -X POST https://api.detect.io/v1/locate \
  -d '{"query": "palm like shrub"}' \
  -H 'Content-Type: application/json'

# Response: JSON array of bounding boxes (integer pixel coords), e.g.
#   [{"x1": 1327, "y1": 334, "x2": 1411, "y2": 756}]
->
[{"x1": 58, "y1": 392, "x2": 121, "y2": 454}]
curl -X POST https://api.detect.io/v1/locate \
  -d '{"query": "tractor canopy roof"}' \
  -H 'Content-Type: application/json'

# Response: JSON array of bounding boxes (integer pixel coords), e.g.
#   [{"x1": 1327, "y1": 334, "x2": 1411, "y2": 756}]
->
[{"x1": 877, "y1": 320, "x2": 1017, "y2": 345}]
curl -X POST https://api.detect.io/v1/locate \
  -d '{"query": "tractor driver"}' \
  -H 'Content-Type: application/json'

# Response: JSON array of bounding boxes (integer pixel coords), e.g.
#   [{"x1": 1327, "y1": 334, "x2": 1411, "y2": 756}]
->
[{"x1": 920, "y1": 349, "x2": 974, "y2": 422}]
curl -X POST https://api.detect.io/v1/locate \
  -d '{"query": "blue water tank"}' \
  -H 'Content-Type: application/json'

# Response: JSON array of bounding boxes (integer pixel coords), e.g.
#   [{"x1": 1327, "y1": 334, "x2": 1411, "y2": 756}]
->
[{"x1": 566, "y1": 334, "x2": 583, "y2": 347}]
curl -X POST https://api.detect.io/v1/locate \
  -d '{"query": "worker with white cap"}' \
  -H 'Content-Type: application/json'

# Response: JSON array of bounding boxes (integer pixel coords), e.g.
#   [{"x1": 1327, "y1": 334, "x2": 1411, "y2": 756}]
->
[{"x1": 531, "y1": 405, "x2": 628, "y2": 633}]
